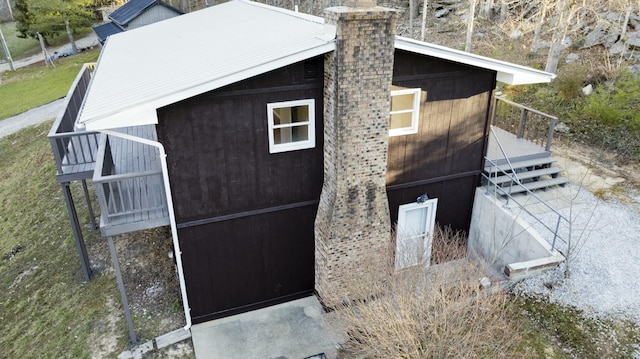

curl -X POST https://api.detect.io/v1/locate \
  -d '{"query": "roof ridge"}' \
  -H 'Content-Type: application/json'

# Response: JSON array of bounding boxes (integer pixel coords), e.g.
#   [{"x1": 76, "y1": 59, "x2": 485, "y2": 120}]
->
[{"x1": 239, "y1": 0, "x2": 325, "y2": 24}]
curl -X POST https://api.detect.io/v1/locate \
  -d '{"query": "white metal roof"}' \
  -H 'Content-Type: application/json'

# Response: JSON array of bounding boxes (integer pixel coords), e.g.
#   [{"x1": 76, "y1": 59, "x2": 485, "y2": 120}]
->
[
  {"x1": 79, "y1": 0, "x2": 555, "y2": 131},
  {"x1": 395, "y1": 36, "x2": 556, "y2": 85},
  {"x1": 79, "y1": 0, "x2": 336, "y2": 130}
]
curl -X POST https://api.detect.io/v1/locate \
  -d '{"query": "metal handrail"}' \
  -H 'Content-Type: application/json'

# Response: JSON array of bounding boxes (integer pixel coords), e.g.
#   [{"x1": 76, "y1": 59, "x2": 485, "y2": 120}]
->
[
  {"x1": 493, "y1": 95, "x2": 558, "y2": 152},
  {"x1": 485, "y1": 128, "x2": 569, "y2": 252}
]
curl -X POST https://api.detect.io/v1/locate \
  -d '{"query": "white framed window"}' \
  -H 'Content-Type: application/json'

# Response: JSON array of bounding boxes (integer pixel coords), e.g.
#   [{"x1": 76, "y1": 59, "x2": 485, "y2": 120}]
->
[
  {"x1": 389, "y1": 88, "x2": 421, "y2": 137},
  {"x1": 395, "y1": 198, "x2": 438, "y2": 271},
  {"x1": 267, "y1": 99, "x2": 315, "y2": 153}
]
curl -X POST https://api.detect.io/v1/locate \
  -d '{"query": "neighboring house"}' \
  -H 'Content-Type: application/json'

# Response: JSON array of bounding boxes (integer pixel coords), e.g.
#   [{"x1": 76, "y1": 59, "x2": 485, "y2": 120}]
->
[
  {"x1": 92, "y1": 0, "x2": 183, "y2": 45},
  {"x1": 50, "y1": 0, "x2": 555, "y2": 340}
]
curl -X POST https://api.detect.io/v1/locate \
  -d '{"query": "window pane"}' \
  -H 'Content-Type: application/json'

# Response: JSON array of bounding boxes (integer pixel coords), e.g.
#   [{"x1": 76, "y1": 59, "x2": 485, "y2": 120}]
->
[
  {"x1": 292, "y1": 125, "x2": 309, "y2": 141},
  {"x1": 273, "y1": 107, "x2": 291, "y2": 125},
  {"x1": 273, "y1": 125, "x2": 309, "y2": 144},
  {"x1": 390, "y1": 112, "x2": 413, "y2": 130},
  {"x1": 272, "y1": 105, "x2": 309, "y2": 126},
  {"x1": 391, "y1": 93, "x2": 415, "y2": 112},
  {"x1": 291, "y1": 105, "x2": 309, "y2": 123}
]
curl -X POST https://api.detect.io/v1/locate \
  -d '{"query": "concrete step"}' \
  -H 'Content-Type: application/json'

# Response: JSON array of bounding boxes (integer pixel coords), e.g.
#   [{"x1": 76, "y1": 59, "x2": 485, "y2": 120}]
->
[
  {"x1": 485, "y1": 157, "x2": 558, "y2": 175},
  {"x1": 490, "y1": 166, "x2": 564, "y2": 185},
  {"x1": 496, "y1": 177, "x2": 570, "y2": 195}
]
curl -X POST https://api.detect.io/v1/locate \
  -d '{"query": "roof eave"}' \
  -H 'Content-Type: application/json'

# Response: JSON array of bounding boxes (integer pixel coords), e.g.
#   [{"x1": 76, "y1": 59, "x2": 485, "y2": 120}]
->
[
  {"x1": 395, "y1": 36, "x2": 556, "y2": 85},
  {"x1": 80, "y1": 41, "x2": 336, "y2": 131}
]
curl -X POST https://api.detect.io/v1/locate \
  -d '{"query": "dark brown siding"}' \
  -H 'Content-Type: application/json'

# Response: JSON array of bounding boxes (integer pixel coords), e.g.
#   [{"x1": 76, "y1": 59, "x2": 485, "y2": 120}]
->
[
  {"x1": 156, "y1": 57, "x2": 323, "y2": 321},
  {"x1": 179, "y1": 205, "x2": 316, "y2": 323},
  {"x1": 157, "y1": 58, "x2": 324, "y2": 223},
  {"x1": 387, "y1": 50, "x2": 496, "y2": 231}
]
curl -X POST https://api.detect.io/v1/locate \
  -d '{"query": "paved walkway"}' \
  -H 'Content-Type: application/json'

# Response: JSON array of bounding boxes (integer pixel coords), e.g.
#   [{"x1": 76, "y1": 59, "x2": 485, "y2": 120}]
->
[
  {"x1": 0, "y1": 98, "x2": 64, "y2": 139},
  {"x1": 191, "y1": 296, "x2": 342, "y2": 359}
]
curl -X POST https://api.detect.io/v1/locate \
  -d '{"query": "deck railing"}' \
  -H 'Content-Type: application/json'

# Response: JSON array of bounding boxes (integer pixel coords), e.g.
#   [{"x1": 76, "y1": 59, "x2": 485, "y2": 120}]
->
[
  {"x1": 491, "y1": 95, "x2": 558, "y2": 152},
  {"x1": 48, "y1": 63, "x2": 98, "y2": 179},
  {"x1": 94, "y1": 135, "x2": 167, "y2": 225},
  {"x1": 483, "y1": 128, "x2": 568, "y2": 253}
]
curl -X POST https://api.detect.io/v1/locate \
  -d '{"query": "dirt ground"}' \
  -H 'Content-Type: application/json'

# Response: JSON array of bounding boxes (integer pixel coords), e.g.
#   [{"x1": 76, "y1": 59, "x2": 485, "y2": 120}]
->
[
  {"x1": 551, "y1": 139, "x2": 640, "y2": 208},
  {"x1": 85, "y1": 225, "x2": 194, "y2": 358}
]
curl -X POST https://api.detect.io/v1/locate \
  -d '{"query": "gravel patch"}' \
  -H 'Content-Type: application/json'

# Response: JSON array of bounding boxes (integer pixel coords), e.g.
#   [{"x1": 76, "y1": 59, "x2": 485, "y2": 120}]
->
[{"x1": 513, "y1": 184, "x2": 640, "y2": 324}]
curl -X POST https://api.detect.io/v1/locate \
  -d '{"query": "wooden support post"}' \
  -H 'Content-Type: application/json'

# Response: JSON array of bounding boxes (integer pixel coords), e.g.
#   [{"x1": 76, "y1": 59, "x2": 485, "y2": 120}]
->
[
  {"x1": 107, "y1": 236, "x2": 137, "y2": 346},
  {"x1": 81, "y1": 180, "x2": 98, "y2": 230},
  {"x1": 61, "y1": 182, "x2": 91, "y2": 282}
]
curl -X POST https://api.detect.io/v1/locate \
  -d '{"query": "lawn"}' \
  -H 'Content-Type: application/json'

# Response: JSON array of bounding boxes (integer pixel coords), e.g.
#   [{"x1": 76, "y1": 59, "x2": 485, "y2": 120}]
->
[
  {"x1": 0, "y1": 121, "x2": 115, "y2": 357},
  {"x1": 0, "y1": 22, "x2": 93, "y2": 60},
  {"x1": 0, "y1": 122, "x2": 192, "y2": 358},
  {"x1": 0, "y1": 48, "x2": 100, "y2": 120}
]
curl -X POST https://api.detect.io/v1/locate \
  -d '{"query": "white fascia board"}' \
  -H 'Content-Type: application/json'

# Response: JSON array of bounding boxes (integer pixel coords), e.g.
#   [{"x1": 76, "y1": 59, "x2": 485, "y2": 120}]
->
[
  {"x1": 82, "y1": 41, "x2": 336, "y2": 131},
  {"x1": 395, "y1": 36, "x2": 556, "y2": 85}
]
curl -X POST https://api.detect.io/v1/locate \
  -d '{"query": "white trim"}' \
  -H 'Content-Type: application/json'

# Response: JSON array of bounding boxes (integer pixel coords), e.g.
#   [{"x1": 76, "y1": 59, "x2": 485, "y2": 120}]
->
[
  {"x1": 267, "y1": 99, "x2": 316, "y2": 153},
  {"x1": 395, "y1": 198, "x2": 438, "y2": 271},
  {"x1": 395, "y1": 36, "x2": 556, "y2": 85},
  {"x1": 389, "y1": 88, "x2": 421, "y2": 137}
]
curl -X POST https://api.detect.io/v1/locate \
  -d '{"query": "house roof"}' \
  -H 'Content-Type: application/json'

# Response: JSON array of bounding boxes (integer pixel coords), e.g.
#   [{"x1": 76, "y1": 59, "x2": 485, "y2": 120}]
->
[
  {"x1": 109, "y1": 0, "x2": 182, "y2": 26},
  {"x1": 79, "y1": 0, "x2": 336, "y2": 130},
  {"x1": 395, "y1": 37, "x2": 555, "y2": 85},
  {"x1": 92, "y1": 22, "x2": 124, "y2": 44},
  {"x1": 78, "y1": 0, "x2": 554, "y2": 131}
]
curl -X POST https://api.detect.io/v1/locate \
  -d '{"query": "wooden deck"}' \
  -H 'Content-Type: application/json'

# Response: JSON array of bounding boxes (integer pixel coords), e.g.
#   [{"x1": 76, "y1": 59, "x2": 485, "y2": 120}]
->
[
  {"x1": 94, "y1": 125, "x2": 170, "y2": 237},
  {"x1": 487, "y1": 126, "x2": 550, "y2": 166}
]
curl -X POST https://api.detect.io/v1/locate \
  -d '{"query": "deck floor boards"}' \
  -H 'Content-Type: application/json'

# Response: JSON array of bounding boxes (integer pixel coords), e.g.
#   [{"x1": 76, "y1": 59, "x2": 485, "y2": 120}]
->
[
  {"x1": 487, "y1": 127, "x2": 550, "y2": 165},
  {"x1": 99, "y1": 125, "x2": 170, "y2": 236}
]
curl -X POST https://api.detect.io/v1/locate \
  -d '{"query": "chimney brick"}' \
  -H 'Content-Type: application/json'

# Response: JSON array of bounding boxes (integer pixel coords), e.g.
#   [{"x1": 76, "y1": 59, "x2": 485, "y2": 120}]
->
[{"x1": 315, "y1": 5, "x2": 397, "y2": 308}]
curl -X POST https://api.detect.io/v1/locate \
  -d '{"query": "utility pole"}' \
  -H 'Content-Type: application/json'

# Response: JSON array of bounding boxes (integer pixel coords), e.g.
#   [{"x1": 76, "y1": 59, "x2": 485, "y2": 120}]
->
[
  {"x1": 5, "y1": 0, "x2": 13, "y2": 20},
  {"x1": 59, "y1": 0, "x2": 78, "y2": 54},
  {"x1": 0, "y1": 28, "x2": 15, "y2": 71}
]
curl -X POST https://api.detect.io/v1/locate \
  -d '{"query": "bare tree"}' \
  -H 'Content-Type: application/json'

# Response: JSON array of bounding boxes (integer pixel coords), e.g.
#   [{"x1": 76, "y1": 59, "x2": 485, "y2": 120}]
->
[
  {"x1": 530, "y1": 0, "x2": 550, "y2": 53},
  {"x1": 545, "y1": 0, "x2": 585, "y2": 73},
  {"x1": 409, "y1": 0, "x2": 416, "y2": 37},
  {"x1": 420, "y1": 0, "x2": 428, "y2": 41},
  {"x1": 479, "y1": 0, "x2": 493, "y2": 18},
  {"x1": 465, "y1": 0, "x2": 477, "y2": 52}
]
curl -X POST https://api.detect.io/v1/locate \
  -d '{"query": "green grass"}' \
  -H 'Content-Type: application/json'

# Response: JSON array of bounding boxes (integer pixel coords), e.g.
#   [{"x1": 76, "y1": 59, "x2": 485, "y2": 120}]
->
[
  {"x1": 0, "y1": 122, "x2": 115, "y2": 358},
  {"x1": 0, "y1": 49, "x2": 99, "y2": 120},
  {"x1": 0, "y1": 22, "x2": 93, "y2": 60},
  {"x1": 0, "y1": 122, "x2": 193, "y2": 358},
  {"x1": 515, "y1": 295, "x2": 640, "y2": 358}
]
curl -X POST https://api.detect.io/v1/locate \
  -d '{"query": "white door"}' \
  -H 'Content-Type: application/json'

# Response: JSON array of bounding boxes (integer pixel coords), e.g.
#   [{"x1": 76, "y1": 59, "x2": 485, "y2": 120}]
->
[{"x1": 395, "y1": 198, "x2": 438, "y2": 271}]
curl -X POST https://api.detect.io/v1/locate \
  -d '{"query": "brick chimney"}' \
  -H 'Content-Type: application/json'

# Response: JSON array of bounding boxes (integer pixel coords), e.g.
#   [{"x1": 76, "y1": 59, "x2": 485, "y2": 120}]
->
[{"x1": 314, "y1": 3, "x2": 397, "y2": 307}]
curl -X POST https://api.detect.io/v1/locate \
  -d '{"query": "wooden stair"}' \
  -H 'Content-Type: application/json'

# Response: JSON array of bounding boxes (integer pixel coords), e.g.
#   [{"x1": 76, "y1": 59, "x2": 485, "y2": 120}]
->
[{"x1": 484, "y1": 157, "x2": 569, "y2": 196}]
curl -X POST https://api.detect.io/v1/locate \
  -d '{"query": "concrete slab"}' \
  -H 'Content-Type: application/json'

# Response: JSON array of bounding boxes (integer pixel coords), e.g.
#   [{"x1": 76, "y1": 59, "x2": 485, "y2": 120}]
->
[{"x1": 191, "y1": 296, "x2": 341, "y2": 359}]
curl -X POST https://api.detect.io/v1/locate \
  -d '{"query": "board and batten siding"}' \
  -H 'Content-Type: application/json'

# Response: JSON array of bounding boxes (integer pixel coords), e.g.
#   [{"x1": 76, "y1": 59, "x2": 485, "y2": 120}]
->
[
  {"x1": 387, "y1": 49, "x2": 496, "y2": 232},
  {"x1": 156, "y1": 57, "x2": 324, "y2": 323}
]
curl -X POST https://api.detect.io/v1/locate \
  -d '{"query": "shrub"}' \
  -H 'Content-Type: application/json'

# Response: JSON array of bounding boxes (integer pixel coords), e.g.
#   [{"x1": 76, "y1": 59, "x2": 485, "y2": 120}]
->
[
  {"x1": 583, "y1": 71, "x2": 640, "y2": 130},
  {"x1": 332, "y1": 228, "x2": 528, "y2": 358},
  {"x1": 554, "y1": 64, "x2": 588, "y2": 101}
]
